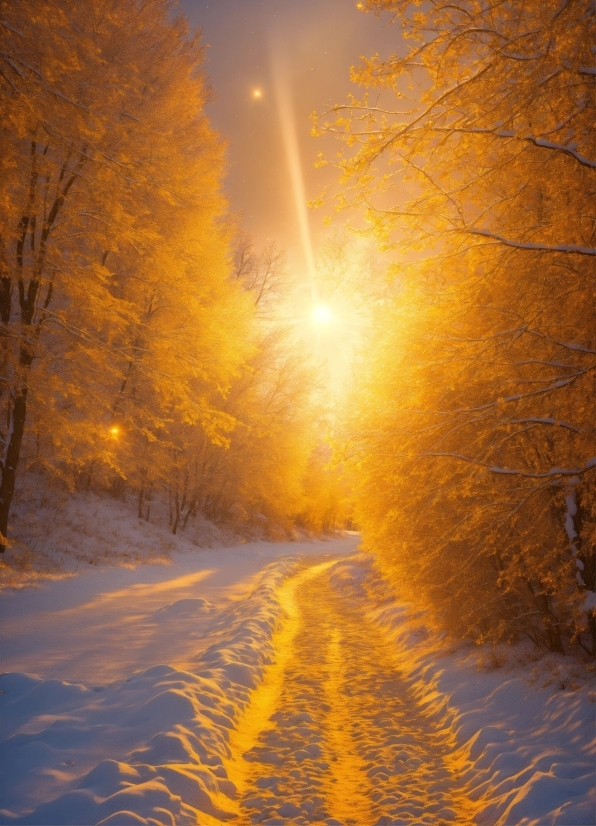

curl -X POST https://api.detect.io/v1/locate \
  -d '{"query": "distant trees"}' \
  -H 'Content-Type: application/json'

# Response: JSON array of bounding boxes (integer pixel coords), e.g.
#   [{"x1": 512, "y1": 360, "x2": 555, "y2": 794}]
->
[
  {"x1": 320, "y1": 0, "x2": 595, "y2": 652},
  {"x1": 159, "y1": 235, "x2": 323, "y2": 536}
]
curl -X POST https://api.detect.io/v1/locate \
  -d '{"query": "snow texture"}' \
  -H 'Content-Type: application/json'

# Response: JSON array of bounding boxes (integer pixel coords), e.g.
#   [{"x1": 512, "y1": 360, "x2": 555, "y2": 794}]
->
[
  {"x1": 0, "y1": 523, "x2": 594, "y2": 825},
  {"x1": 0, "y1": 543, "x2": 350, "y2": 825},
  {"x1": 347, "y1": 556, "x2": 596, "y2": 826}
]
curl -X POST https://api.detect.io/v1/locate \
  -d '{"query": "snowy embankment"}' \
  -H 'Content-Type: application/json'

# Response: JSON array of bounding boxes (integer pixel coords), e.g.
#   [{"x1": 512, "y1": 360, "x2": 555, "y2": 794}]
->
[
  {"x1": 0, "y1": 558, "x2": 301, "y2": 825},
  {"x1": 330, "y1": 556, "x2": 596, "y2": 826},
  {"x1": 0, "y1": 510, "x2": 356, "y2": 825}
]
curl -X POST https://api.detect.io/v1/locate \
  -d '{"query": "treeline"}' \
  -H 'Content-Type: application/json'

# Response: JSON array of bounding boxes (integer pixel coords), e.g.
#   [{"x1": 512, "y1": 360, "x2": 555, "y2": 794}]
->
[
  {"x1": 321, "y1": 0, "x2": 595, "y2": 653},
  {"x1": 0, "y1": 0, "x2": 344, "y2": 550}
]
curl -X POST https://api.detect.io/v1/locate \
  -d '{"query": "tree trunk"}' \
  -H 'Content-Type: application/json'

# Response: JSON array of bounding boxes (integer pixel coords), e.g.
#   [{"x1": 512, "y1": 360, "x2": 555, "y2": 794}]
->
[
  {"x1": 172, "y1": 483, "x2": 181, "y2": 535},
  {"x1": 138, "y1": 483, "x2": 145, "y2": 520},
  {"x1": 0, "y1": 380, "x2": 29, "y2": 551}
]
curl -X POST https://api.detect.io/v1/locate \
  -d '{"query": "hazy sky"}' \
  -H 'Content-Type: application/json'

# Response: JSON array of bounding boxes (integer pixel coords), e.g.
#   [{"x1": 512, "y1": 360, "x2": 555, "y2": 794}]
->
[{"x1": 180, "y1": 0, "x2": 399, "y2": 274}]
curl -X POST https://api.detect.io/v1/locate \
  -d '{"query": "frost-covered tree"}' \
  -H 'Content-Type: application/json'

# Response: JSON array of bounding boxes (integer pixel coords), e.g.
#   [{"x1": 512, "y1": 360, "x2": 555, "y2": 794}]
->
[
  {"x1": 322, "y1": 0, "x2": 595, "y2": 652},
  {"x1": 0, "y1": 0, "x2": 252, "y2": 548},
  {"x1": 162, "y1": 237, "x2": 325, "y2": 537}
]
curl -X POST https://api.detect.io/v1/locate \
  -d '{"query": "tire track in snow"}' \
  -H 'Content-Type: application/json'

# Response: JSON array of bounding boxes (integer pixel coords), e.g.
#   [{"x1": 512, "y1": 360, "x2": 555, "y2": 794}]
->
[{"x1": 225, "y1": 561, "x2": 476, "y2": 825}]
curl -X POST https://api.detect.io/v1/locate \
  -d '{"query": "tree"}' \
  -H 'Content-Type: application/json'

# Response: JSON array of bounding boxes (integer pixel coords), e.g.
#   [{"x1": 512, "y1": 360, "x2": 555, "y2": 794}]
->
[
  {"x1": 161, "y1": 236, "x2": 325, "y2": 537},
  {"x1": 0, "y1": 0, "x2": 251, "y2": 549},
  {"x1": 321, "y1": 0, "x2": 596, "y2": 652}
]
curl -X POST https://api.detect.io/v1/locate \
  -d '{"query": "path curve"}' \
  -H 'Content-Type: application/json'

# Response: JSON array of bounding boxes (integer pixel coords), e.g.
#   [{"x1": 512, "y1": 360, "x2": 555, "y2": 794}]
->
[{"x1": 221, "y1": 559, "x2": 476, "y2": 825}]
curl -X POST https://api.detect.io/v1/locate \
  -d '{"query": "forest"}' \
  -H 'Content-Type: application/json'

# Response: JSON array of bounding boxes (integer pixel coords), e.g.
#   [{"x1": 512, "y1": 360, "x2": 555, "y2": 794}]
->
[
  {"x1": 0, "y1": 0, "x2": 350, "y2": 557},
  {"x1": 316, "y1": 0, "x2": 596, "y2": 657},
  {"x1": 0, "y1": 0, "x2": 594, "y2": 661},
  {"x1": 1, "y1": 2, "x2": 594, "y2": 825}
]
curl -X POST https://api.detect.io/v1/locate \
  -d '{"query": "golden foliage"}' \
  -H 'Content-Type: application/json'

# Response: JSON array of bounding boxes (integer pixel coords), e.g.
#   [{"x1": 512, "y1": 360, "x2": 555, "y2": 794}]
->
[
  {"x1": 0, "y1": 0, "x2": 252, "y2": 541},
  {"x1": 325, "y1": 0, "x2": 595, "y2": 652}
]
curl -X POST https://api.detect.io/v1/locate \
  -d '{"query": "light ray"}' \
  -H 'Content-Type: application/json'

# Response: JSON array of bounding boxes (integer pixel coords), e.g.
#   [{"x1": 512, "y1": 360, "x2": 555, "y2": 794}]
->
[{"x1": 270, "y1": 45, "x2": 316, "y2": 287}]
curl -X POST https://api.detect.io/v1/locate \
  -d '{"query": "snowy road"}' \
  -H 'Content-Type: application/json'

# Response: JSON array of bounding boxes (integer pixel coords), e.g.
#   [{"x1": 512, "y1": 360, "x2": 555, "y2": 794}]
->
[
  {"x1": 227, "y1": 560, "x2": 475, "y2": 825},
  {"x1": 1, "y1": 526, "x2": 593, "y2": 825}
]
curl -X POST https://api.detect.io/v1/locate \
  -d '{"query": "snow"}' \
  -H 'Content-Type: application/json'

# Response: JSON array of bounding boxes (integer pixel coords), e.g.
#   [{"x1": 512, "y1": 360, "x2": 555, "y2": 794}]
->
[
  {"x1": 439, "y1": 125, "x2": 596, "y2": 169},
  {"x1": 0, "y1": 510, "x2": 594, "y2": 825},
  {"x1": 1, "y1": 527, "x2": 355, "y2": 825},
  {"x1": 468, "y1": 228, "x2": 596, "y2": 257},
  {"x1": 352, "y1": 555, "x2": 596, "y2": 826}
]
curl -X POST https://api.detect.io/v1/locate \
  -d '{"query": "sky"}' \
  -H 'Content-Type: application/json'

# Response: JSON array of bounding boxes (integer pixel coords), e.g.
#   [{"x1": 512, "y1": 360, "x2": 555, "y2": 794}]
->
[{"x1": 180, "y1": 0, "x2": 399, "y2": 277}]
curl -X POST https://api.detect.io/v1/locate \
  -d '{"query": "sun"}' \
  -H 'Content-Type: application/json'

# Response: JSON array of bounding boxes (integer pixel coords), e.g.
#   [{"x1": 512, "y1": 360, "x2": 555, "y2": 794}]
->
[
  {"x1": 252, "y1": 88, "x2": 263, "y2": 100},
  {"x1": 311, "y1": 304, "x2": 334, "y2": 325}
]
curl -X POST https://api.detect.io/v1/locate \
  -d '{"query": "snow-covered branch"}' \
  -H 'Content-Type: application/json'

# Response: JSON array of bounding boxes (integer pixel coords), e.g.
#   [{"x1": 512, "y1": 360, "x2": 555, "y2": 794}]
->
[
  {"x1": 433, "y1": 126, "x2": 596, "y2": 169},
  {"x1": 509, "y1": 418, "x2": 581, "y2": 433},
  {"x1": 424, "y1": 452, "x2": 596, "y2": 479},
  {"x1": 526, "y1": 329, "x2": 596, "y2": 355},
  {"x1": 0, "y1": 20, "x2": 24, "y2": 37},
  {"x1": 467, "y1": 229, "x2": 596, "y2": 257}
]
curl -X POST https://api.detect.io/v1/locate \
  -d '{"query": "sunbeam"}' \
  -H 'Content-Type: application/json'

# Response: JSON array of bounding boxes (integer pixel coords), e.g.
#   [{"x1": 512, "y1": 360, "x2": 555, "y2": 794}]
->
[{"x1": 270, "y1": 44, "x2": 316, "y2": 290}]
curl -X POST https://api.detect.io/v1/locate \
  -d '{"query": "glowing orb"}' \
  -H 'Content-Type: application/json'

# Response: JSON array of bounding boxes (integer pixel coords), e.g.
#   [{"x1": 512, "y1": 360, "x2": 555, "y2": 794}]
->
[
  {"x1": 109, "y1": 426, "x2": 119, "y2": 437},
  {"x1": 252, "y1": 88, "x2": 263, "y2": 99},
  {"x1": 312, "y1": 304, "x2": 334, "y2": 325}
]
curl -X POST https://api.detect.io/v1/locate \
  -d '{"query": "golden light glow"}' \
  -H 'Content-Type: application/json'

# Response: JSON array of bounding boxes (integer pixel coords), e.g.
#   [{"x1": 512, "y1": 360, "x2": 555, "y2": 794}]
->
[
  {"x1": 312, "y1": 304, "x2": 334, "y2": 325},
  {"x1": 222, "y1": 562, "x2": 336, "y2": 817},
  {"x1": 270, "y1": 49, "x2": 316, "y2": 282},
  {"x1": 252, "y1": 88, "x2": 263, "y2": 99},
  {"x1": 109, "y1": 426, "x2": 120, "y2": 437}
]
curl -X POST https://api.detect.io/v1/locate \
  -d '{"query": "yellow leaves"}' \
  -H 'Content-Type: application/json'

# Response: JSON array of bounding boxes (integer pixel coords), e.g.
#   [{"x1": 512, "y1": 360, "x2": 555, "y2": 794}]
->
[
  {"x1": 314, "y1": 152, "x2": 328, "y2": 169},
  {"x1": 323, "y1": 0, "x2": 595, "y2": 649},
  {"x1": 310, "y1": 110, "x2": 322, "y2": 138},
  {"x1": 0, "y1": 0, "x2": 268, "y2": 535}
]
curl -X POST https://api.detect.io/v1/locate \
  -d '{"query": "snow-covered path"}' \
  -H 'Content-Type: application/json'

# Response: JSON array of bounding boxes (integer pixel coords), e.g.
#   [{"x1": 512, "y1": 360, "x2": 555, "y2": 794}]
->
[
  {"x1": 227, "y1": 560, "x2": 475, "y2": 825},
  {"x1": 1, "y1": 525, "x2": 593, "y2": 825}
]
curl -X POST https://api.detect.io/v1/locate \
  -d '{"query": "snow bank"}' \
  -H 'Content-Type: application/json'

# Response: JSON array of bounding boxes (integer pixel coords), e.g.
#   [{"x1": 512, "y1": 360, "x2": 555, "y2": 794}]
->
[
  {"x1": 328, "y1": 555, "x2": 596, "y2": 826},
  {"x1": 0, "y1": 557, "x2": 305, "y2": 825},
  {"x1": 2, "y1": 487, "x2": 249, "y2": 589}
]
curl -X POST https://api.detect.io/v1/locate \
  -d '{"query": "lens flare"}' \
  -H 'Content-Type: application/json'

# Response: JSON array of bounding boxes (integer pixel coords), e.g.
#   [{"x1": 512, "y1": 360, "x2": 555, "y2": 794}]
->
[{"x1": 312, "y1": 304, "x2": 334, "y2": 325}]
